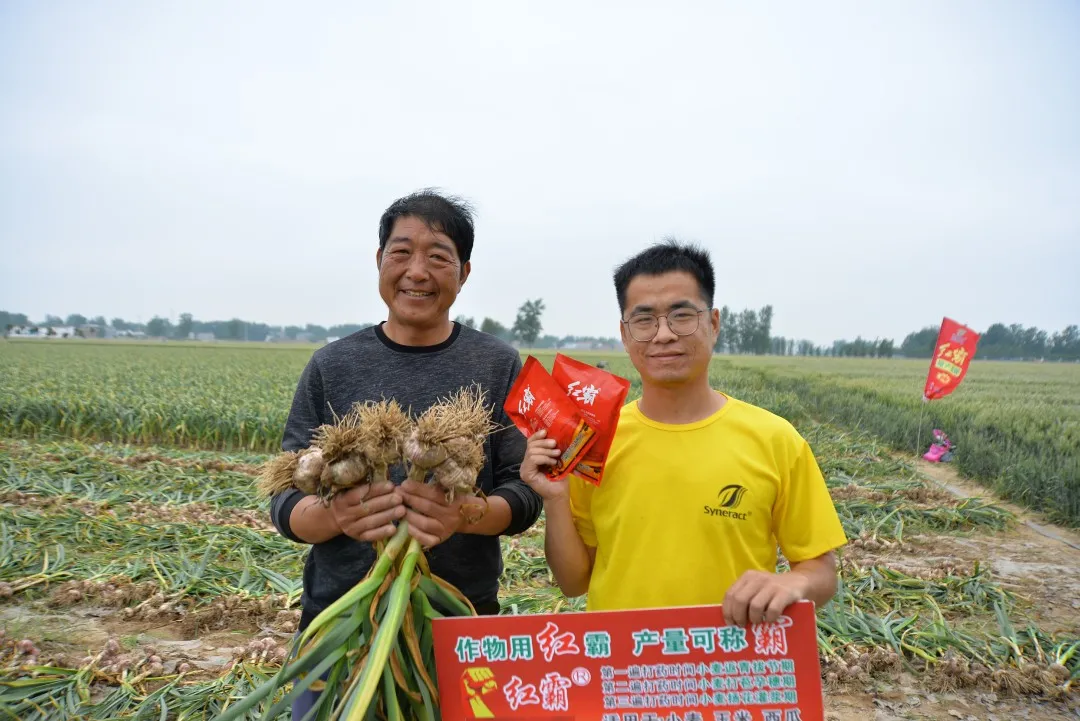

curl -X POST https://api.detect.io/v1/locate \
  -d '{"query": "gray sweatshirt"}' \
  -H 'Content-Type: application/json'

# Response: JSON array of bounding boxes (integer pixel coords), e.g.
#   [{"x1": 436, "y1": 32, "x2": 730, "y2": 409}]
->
[{"x1": 269, "y1": 322, "x2": 541, "y2": 628}]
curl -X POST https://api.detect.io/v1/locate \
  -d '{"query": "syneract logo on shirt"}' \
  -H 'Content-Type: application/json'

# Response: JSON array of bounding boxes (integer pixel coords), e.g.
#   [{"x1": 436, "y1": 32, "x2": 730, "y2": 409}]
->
[{"x1": 704, "y1": 483, "x2": 750, "y2": 521}]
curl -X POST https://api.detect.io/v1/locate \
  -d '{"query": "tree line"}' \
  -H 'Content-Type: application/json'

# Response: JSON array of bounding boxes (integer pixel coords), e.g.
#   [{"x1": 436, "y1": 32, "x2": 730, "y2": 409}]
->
[
  {"x1": 0, "y1": 300, "x2": 564, "y2": 346},
  {"x1": 711, "y1": 305, "x2": 897, "y2": 358},
  {"x1": 900, "y1": 322, "x2": 1080, "y2": 361},
  {"x1": 0, "y1": 311, "x2": 373, "y2": 343},
  {"x1": 3, "y1": 307, "x2": 1078, "y2": 361}
]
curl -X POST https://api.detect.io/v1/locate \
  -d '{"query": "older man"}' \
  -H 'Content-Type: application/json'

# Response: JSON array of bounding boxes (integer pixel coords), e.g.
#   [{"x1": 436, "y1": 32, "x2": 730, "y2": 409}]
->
[{"x1": 270, "y1": 189, "x2": 542, "y2": 631}]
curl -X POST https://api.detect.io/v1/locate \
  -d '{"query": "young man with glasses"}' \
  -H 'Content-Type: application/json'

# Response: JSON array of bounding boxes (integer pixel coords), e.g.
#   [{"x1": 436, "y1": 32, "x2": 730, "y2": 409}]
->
[{"x1": 520, "y1": 239, "x2": 846, "y2": 627}]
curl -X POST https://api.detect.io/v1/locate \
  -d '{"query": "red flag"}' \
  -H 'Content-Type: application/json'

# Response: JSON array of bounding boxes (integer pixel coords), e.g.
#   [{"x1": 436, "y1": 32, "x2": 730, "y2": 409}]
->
[{"x1": 923, "y1": 317, "x2": 980, "y2": 401}]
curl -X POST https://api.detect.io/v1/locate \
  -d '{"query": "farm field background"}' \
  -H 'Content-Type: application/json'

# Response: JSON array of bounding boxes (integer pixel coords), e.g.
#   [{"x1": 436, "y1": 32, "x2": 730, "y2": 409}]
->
[
  {"x1": 725, "y1": 355, "x2": 1080, "y2": 527},
  {"x1": 2, "y1": 340, "x2": 1076, "y2": 526},
  {"x1": 1, "y1": 338, "x2": 1078, "y2": 720}
]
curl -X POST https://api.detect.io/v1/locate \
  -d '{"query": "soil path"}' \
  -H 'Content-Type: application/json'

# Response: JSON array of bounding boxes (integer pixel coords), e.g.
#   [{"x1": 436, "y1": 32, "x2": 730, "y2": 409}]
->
[{"x1": 821, "y1": 458, "x2": 1080, "y2": 720}]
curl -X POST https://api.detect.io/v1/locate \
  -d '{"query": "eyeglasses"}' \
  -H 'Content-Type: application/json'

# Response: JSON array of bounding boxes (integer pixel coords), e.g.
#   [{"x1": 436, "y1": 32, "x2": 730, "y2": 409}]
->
[{"x1": 622, "y1": 307, "x2": 710, "y2": 342}]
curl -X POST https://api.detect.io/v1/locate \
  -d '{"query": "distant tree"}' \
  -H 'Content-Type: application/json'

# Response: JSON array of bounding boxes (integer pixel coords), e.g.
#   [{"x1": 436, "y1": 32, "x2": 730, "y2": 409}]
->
[
  {"x1": 43, "y1": 315, "x2": 63, "y2": 326},
  {"x1": 528, "y1": 334, "x2": 557, "y2": 349},
  {"x1": 65, "y1": 313, "x2": 88, "y2": 327},
  {"x1": 327, "y1": 323, "x2": 372, "y2": 338},
  {"x1": 175, "y1": 313, "x2": 194, "y2": 339},
  {"x1": 727, "y1": 311, "x2": 741, "y2": 353},
  {"x1": 715, "y1": 306, "x2": 733, "y2": 353},
  {"x1": 980, "y1": 322, "x2": 1028, "y2": 359},
  {"x1": 480, "y1": 317, "x2": 509, "y2": 340},
  {"x1": 756, "y1": 305, "x2": 773, "y2": 354},
  {"x1": 1050, "y1": 325, "x2": 1079, "y2": 360},
  {"x1": 1021, "y1": 327, "x2": 1048, "y2": 358},
  {"x1": 980, "y1": 323, "x2": 1010, "y2": 352},
  {"x1": 245, "y1": 323, "x2": 271, "y2": 341},
  {"x1": 512, "y1": 299, "x2": 545, "y2": 345},
  {"x1": 736, "y1": 309, "x2": 757, "y2": 354},
  {"x1": 900, "y1": 326, "x2": 938, "y2": 357},
  {"x1": 454, "y1": 315, "x2": 476, "y2": 329},
  {"x1": 509, "y1": 300, "x2": 544, "y2": 345},
  {"x1": 0, "y1": 311, "x2": 29, "y2": 330},
  {"x1": 146, "y1": 316, "x2": 172, "y2": 338},
  {"x1": 224, "y1": 319, "x2": 246, "y2": 340}
]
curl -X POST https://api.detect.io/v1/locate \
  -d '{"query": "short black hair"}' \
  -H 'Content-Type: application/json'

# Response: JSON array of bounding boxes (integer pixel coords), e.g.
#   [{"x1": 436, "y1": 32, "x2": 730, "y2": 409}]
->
[
  {"x1": 378, "y1": 188, "x2": 476, "y2": 264},
  {"x1": 613, "y1": 238, "x2": 715, "y2": 313}
]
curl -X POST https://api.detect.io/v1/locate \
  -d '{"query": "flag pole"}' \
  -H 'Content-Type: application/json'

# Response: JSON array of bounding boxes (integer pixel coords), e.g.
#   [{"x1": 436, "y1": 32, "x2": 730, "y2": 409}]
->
[{"x1": 916, "y1": 397, "x2": 927, "y2": 456}]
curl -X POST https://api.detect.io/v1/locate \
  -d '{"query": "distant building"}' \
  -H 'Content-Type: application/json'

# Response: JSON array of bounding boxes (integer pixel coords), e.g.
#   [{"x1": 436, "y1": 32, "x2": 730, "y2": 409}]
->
[
  {"x1": 6, "y1": 325, "x2": 43, "y2": 338},
  {"x1": 8, "y1": 325, "x2": 77, "y2": 338},
  {"x1": 77, "y1": 324, "x2": 114, "y2": 339},
  {"x1": 559, "y1": 340, "x2": 620, "y2": 351}
]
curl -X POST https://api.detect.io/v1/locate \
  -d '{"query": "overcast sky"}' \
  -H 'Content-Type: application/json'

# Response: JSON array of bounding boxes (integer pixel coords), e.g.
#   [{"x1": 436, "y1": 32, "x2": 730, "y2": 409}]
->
[{"x1": 1, "y1": 1, "x2": 1077, "y2": 345}]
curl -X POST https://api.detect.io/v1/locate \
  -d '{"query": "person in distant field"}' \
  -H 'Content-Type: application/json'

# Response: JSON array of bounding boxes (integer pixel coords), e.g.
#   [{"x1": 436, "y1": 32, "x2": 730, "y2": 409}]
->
[
  {"x1": 520, "y1": 239, "x2": 847, "y2": 626},
  {"x1": 268, "y1": 189, "x2": 542, "y2": 718}
]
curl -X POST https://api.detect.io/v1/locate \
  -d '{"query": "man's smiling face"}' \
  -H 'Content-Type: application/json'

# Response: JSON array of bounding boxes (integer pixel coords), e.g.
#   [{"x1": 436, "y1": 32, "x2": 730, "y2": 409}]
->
[
  {"x1": 377, "y1": 216, "x2": 470, "y2": 331},
  {"x1": 620, "y1": 270, "x2": 719, "y2": 387}
]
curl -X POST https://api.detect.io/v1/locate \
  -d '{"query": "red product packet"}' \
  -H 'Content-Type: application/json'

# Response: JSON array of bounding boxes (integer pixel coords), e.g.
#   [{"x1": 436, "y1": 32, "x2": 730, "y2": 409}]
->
[
  {"x1": 551, "y1": 353, "x2": 630, "y2": 486},
  {"x1": 504, "y1": 356, "x2": 598, "y2": 481}
]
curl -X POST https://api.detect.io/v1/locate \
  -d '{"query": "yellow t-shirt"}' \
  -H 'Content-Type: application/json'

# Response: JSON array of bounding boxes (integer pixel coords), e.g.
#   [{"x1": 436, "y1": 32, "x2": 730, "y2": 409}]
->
[{"x1": 569, "y1": 394, "x2": 847, "y2": 612}]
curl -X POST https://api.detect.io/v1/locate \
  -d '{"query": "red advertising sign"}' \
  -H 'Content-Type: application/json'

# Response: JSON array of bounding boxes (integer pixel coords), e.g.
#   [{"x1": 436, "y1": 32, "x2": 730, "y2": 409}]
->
[
  {"x1": 922, "y1": 317, "x2": 980, "y2": 401},
  {"x1": 431, "y1": 601, "x2": 824, "y2": 721}
]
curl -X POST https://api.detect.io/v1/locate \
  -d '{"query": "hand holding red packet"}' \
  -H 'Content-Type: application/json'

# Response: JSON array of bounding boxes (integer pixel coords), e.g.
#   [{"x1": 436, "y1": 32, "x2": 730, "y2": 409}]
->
[
  {"x1": 551, "y1": 353, "x2": 630, "y2": 485},
  {"x1": 504, "y1": 356, "x2": 598, "y2": 481}
]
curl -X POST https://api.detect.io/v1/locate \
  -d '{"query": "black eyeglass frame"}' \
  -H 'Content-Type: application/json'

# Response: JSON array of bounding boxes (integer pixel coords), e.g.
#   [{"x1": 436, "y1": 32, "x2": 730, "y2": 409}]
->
[{"x1": 621, "y1": 306, "x2": 713, "y2": 342}]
